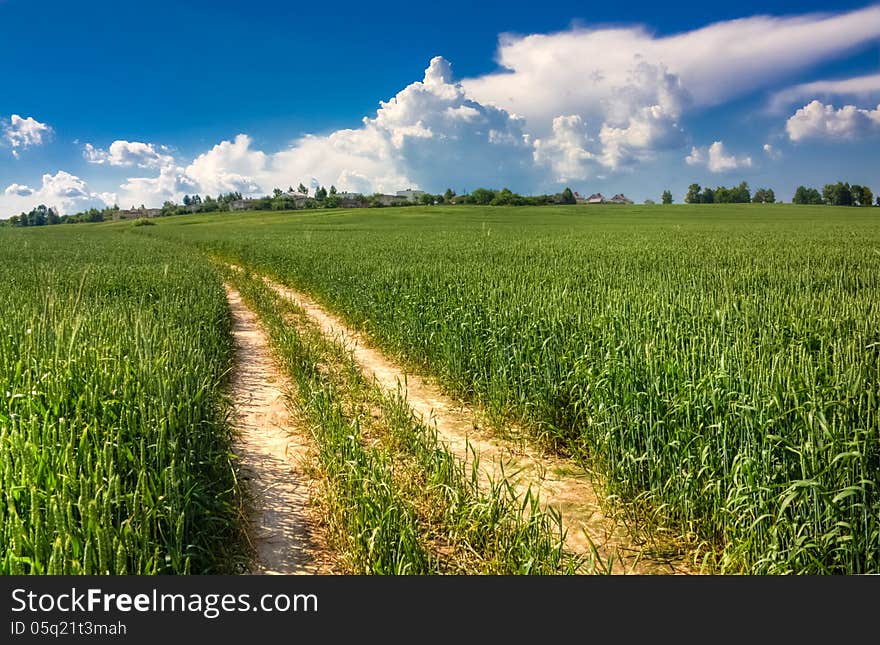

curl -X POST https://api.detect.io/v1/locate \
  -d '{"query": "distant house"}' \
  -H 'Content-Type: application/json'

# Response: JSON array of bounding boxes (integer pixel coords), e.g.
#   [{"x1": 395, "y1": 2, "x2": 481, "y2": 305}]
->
[
  {"x1": 336, "y1": 192, "x2": 367, "y2": 208},
  {"x1": 285, "y1": 190, "x2": 310, "y2": 206},
  {"x1": 609, "y1": 193, "x2": 633, "y2": 204},
  {"x1": 119, "y1": 207, "x2": 161, "y2": 219},
  {"x1": 396, "y1": 189, "x2": 425, "y2": 202},
  {"x1": 586, "y1": 193, "x2": 605, "y2": 204},
  {"x1": 229, "y1": 200, "x2": 253, "y2": 211},
  {"x1": 373, "y1": 194, "x2": 410, "y2": 206}
]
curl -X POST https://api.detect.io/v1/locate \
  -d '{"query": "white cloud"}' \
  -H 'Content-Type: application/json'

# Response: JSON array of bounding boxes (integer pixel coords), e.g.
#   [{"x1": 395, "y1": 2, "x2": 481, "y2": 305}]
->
[
  {"x1": 763, "y1": 143, "x2": 781, "y2": 159},
  {"x1": 3, "y1": 115, "x2": 52, "y2": 156},
  {"x1": 1, "y1": 171, "x2": 115, "y2": 216},
  {"x1": 84, "y1": 140, "x2": 174, "y2": 168},
  {"x1": 464, "y1": 6, "x2": 880, "y2": 122},
  {"x1": 598, "y1": 102, "x2": 684, "y2": 169},
  {"x1": 116, "y1": 56, "x2": 535, "y2": 204},
  {"x1": 768, "y1": 73, "x2": 880, "y2": 112},
  {"x1": 785, "y1": 100, "x2": 880, "y2": 141},
  {"x1": 533, "y1": 115, "x2": 596, "y2": 181},
  {"x1": 685, "y1": 147, "x2": 706, "y2": 166},
  {"x1": 119, "y1": 165, "x2": 196, "y2": 209},
  {"x1": 4, "y1": 183, "x2": 34, "y2": 196},
  {"x1": 686, "y1": 141, "x2": 752, "y2": 173},
  {"x1": 184, "y1": 134, "x2": 266, "y2": 196},
  {"x1": 458, "y1": 7, "x2": 880, "y2": 170}
]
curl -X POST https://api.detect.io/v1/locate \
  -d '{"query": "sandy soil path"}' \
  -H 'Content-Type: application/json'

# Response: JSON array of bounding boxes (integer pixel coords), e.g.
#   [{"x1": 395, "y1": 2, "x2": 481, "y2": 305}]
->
[
  {"x1": 225, "y1": 285, "x2": 331, "y2": 575},
  {"x1": 240, "y1": 269, "x2": 691, "y2": 574}
]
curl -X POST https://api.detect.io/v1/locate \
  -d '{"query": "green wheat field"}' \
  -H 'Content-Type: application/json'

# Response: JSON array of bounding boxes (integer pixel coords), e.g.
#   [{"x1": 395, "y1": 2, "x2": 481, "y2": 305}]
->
[{"x1": 2, "y1": 204, "x2": 877, "y2": 574}]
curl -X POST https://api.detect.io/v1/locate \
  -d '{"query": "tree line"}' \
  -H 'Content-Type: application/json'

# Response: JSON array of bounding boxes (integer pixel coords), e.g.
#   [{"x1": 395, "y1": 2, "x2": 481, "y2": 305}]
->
[
  {"x1": 1, "y1": 185, "x2": 584, "y2": 227},
  {"x1": 4, "y1": 179, "x2": 876, "y2": 228},
  {"x1": 792, "y1": 182, "x2": 875, "y2": 206},
  {"x1": 654, "y1": 180, "x2": 875, "y2": 206},
  {"x1": 681, "y1": 181, "x2": 771, "y2": 204}
]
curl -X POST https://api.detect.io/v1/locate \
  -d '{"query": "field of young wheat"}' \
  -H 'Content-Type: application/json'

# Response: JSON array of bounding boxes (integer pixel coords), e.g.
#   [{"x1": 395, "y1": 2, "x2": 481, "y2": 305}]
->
[
  {"x1": 0, "y1": 227, "x2": 242, "y2": 574},
  {"x1": 2, "y1": 204, "x2": 877, "y2": 574}
]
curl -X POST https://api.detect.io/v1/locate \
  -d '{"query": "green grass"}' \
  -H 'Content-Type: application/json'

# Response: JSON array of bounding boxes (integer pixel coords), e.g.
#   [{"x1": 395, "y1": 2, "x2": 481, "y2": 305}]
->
[
  {"x1": 0, "y1": 226, "x2": 244, "y2": 574},
  {"x1": 223, "y1": 265, "x2": 576, "y2": 574},
  {"x1": 146, "y1": 203, "x2": 880, "y2": 574}
]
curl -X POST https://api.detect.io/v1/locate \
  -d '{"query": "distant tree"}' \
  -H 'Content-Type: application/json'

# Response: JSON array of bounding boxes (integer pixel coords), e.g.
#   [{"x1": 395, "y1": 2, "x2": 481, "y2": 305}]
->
[
  {"x1": 202, "y1": 195, "x2": 219, "y2": 212},
  {"x1": 823, "y1": 182, "x2": 853, "y2": 206},
  {"x1": 420, "y1": 192, "x2": 434, "y2": 205},
  {"x1": 793, "y1": 186, "x2": 823, "y2": 204},
  {"x1": 851, "y1": 184, "x2": 873, "y2": 207},
  {"x1": 161, "y1": 200, "x2": 177, "y2": 216},
  {"x1": 470, "y1": 188, "x2": 495, "y2": 205},
  {"x1": 314, "y1": 186, "x2": 328, "y2": 200},
  {"x1": 297, "y1": 183, "x2": 308, "y2": 195},
  {"x1": 273, "y1": 188, "x2": 283, "y2": 198},
  {"x1": 876, "y1": 195, "x2": 880, "y2": 206},
  {"x1": 491, "y1": 188, "x2": 522, "y2": 206},
  {"x1": 661, "y1": 190, "x2": 673, "y2": 204},
  {"x1": 329, "y1": 185, "x2": 337, "y2": 195},
  {"x1": 733, "y1": 181, "x2": 751, "y2": 203},
  {"x1": 368, "y1": 193, "x2": 387, "y2": 208},
  {"x1": 753, "y1": 187, "x2": 776, "y2": 203},
  {"x1": 644, "y1": 199, "x2": 656, "y2": 205},
  {"x1": 702, "y1": 187, "x2": 715, "y2": 204},
  {"x1": 20, "y1": 204, "x2": 54, "y2": 226},
  {"x1": 560, "y1": 187, "x2": 576, "y2": 204},
  {"x1": 443, "y1": 188, "x2": 456, "y2": 203},
  {"x1": 850, "y1": 185, "x2": 863, "y2": 205},
  {"x1": 183, "y1": 195, "x2": 191, "y2": 207},
  {"x1": 685, "y1": 183, "x2": 701, "y2": 204}
]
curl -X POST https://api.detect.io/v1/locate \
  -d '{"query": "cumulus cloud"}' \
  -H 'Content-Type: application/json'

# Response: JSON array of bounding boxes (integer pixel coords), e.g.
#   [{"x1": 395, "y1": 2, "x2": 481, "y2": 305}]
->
[
  {"x1": 533, "y1": 115, "x2": 596, "y2": 181},
  {"x1": 118, "y1": 57, "x2": 535, "y2": 204},
  {"x1": 686, "y1": 141, "x2": 752, "y2": 173},
  {"x1": 184, "y1": 135, "x2": 267, "y2": 195},
  {"x1": 598, "y1": 101, "x2": 684, "y2": 169},
  {"x1": 785, "y1": 100, "x2": 880, "y2": 141},
  {"x1": 84, "y1": 140, "x2": 174, "y2": 168},
  {"x1": 458, "y1": 6, "x2": 880, "y2": 171},
  {"x1": 768, "y1": 73, "x2": 880, "y2": 112},
  {"x1": 1, "y1": 171, "x2": 115, "y2": 216},
  {"x1": 4, "y1": 183, "x2": 34, "y2": 196},
  {"x1": 464, "y1": 6, "x2": 880, "y2": 123},
  {"x1": 3, "y1": 115, "x2": 52, "y2": 157},
  {"x1": 119, "y1": 165, "x2": 196, "y2": 209},
  {"x1": 763, "y1": 143, "x2": 781, "y2": 159}
]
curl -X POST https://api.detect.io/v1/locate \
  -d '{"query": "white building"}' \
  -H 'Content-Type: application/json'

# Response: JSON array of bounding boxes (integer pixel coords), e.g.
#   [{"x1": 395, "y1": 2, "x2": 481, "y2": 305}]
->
[{"x1": 396, "y1": 189, "x2": 425, "y2": 202}]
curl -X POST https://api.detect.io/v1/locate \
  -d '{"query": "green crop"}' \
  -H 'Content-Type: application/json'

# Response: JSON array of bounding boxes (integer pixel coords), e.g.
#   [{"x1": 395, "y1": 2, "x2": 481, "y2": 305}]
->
[
  {"x1": 149, "y1": 203, "x2": 879, "y2": 574},
  {"x1": 0, "y1": 226, "x2": 243, "y2": 574}
]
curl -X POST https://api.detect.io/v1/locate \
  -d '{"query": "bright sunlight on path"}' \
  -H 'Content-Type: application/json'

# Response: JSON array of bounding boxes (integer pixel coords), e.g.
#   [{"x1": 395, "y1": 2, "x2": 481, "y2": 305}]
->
[{"x1": 226, "y1": 285, "x2": 330, "y2": 574}]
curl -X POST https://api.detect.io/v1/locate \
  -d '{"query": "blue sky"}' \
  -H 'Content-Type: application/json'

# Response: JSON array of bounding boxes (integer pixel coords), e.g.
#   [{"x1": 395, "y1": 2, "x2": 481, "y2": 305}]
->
[{"x1": 1, "y1": 0, "x2": 879, "y2": 214}]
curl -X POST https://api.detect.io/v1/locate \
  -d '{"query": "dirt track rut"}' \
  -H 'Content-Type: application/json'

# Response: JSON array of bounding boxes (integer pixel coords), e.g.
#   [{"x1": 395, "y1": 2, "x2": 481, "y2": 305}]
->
[
  {"x1": 226, "y1": 285, "x2": 330, "y2": 575},
  {"x1": 236, "y1": 269, "x2": 691, "y2": 574}
]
